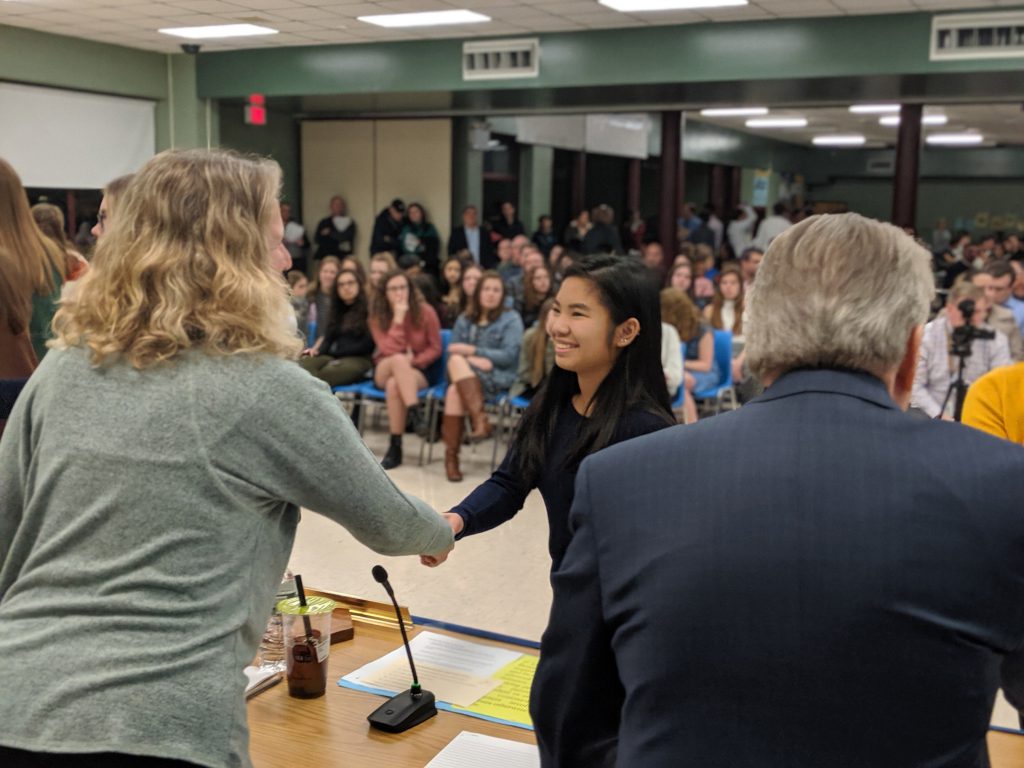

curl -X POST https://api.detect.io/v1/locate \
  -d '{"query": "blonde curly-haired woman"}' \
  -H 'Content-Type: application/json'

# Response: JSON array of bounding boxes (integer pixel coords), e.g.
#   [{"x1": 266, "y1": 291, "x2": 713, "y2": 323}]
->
[{"x1": 0, "y1": 149, "x2": 451, "y2": 768}]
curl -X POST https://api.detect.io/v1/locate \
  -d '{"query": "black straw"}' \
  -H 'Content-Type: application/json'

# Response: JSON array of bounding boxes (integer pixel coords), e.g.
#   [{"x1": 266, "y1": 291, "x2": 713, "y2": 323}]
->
[{"x1": 294, "y1": 574, "x2": 314, "y2": 641}]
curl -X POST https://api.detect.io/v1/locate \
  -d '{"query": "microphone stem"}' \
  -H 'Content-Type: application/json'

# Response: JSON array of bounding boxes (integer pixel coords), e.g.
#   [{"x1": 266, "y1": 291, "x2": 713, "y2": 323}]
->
[{"x1": 387, "y1": 589, "x2": 420, "y2": 693}]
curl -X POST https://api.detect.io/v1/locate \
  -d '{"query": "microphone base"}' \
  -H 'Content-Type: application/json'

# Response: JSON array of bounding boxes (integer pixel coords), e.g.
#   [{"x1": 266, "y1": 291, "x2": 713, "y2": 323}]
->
[{"x1": 367, "y1": 689, "x2": 437, "y2": 733}]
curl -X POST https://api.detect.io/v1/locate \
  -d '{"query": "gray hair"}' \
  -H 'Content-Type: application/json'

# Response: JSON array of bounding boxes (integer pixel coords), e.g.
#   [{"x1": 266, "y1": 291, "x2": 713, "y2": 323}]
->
[{"x1": 745, "y1": 213, "x2": 934, "y2": 381}]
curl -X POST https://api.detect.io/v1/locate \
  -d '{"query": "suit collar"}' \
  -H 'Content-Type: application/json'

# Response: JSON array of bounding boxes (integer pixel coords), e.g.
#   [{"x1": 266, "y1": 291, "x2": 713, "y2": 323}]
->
[{"x1": 751, "y1": 368, "x2": 898, "y2": 411}]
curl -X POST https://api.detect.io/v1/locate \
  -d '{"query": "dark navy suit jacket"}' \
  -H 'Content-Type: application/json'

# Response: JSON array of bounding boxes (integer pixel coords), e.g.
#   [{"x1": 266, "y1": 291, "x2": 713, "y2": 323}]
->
[{"x1": 531, "y1": 369, "x2": 1024, "y2": 768}]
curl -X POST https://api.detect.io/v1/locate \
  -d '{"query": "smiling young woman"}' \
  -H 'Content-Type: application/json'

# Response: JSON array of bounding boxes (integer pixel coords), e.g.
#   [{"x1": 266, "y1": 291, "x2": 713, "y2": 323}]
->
[{"x1": 422, "y1": 253, "x2": 675, "y2": 572}]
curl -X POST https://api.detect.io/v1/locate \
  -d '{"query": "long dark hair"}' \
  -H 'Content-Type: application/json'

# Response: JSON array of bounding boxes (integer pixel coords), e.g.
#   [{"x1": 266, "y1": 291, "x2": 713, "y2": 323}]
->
[
  {"x1": 369, "y1": 269, "x2": 423, "y2": 330},
  {"x1": 327, "y1": 268, "x2": 368, "y2": 335},
  {"x1": 514, "y1": 254, "x2": 673, "y2": 485}
]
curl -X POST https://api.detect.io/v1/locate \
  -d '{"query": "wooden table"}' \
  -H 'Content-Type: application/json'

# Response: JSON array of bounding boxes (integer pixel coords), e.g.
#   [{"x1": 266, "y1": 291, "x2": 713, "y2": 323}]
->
[{"x1": 246, "y1": 591, "x2": 1024, "y2": 768}]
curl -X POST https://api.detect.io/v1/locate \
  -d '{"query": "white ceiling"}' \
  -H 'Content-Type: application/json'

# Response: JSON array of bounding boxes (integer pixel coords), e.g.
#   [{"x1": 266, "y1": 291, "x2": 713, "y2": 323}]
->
[
  {"x1": 0, "y1": 0, "x2": 1018, "y2": 54},
  {"x1": 696, "y1": 103, "x2": 1024, "y2": 149}
]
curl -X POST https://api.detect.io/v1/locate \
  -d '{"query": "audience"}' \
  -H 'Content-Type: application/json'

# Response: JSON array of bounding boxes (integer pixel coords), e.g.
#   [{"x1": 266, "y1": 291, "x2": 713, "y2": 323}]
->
[
  {"x1": 738, "y1": 246, "x2": 764, "y2": 290},
  {"x1": 564, "y1": 209, "x2": 591, "y2": 251},
  {"x1": 491, "y1": 200, "x2": 525, "y2": 242},
  {"x1": 532, "y1": 214, "x2": 557, "y2": 258},
  {"x1": 704, "y1": 264, "x2": 745, "y2": 338},
  {"x1": 438, "y1": 254, "x2": 465, "y2": 328},
  {"x1": 368, "y1": 251, "x2": 398, "y2": 291},
  {"x1": 299, "y1": 267, "x2": 374, "y2": 387},
  {"x1": 370, "y1": 198, "x2": 405, "y2": 257},
  {"x1": 962, "y1": 360, "x2": 1024, "y2": 445},
  {"x1": 752, "y1": 201, "x2": 791, "y2": 249},
  {"x1": 642, "y1": 240, "x2": 665, "y2": 272},
  {"x1": 286, "y1": 270, "x2": 309, "y2": 331},
  {"x1": 442, "y1": 272, "x2": 524, "y2": 481},
  {"x1": 369, "y1": 269, "x2": 442, "y2": 469},
  {"x1": 911, "y1": 281, "x2": 1011, "y2": 418},
  {"x1": 581, "y1": 204, "x2": 622, "y2": 255},
  {"x1": 459, "y1": 263, "x2": 483, "y2": 316},
  {"x1": 31, "y1": 203, "x2": 88, "y2": 283},
  {"x1": 281, "y1": 201, "x2": 309, "y2": 275},
  {"x1": 448, "y1": 204, "x2": 494, "y2": 268},
  {"x1": 307, "y1": 255, "x2": 341, "y2": 342},
  {"x1": 0, "y1": 158, "x2": 67, "y2": 362}
]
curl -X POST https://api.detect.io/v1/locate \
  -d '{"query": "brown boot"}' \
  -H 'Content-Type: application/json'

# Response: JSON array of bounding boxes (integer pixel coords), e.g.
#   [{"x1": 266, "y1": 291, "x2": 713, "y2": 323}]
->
[
  {"x1": 442, "y1": 414, "x2": 464, "y2": 482},
  {"x1": 455, "y1": 377, "x2": 493, "y2": 441}
]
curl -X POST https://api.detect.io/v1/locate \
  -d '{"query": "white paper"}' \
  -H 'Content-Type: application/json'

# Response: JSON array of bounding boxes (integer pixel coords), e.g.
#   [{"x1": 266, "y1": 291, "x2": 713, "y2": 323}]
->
[
  {"x1": 243, "y1": 665, "x2": 282, "y2": 697},
  {"x1": 343, "y1": 630, "x2": 521, "y2": 694},
  {"x1": 358, "y1": 658, "x2": 501, "y2": 707},
  {"x1": 425, "y1": 731, "x2": 539, "y2": 768}
]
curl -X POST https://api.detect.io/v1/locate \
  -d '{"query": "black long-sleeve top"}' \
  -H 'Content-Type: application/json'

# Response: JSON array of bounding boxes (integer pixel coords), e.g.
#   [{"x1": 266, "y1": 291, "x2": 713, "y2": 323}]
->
[
  {"x1": 450, "y1": 404, "x2": 671, "y2": 570},
  {"x1": 320, "y1": 303, "x2": 374, "y2": 359}
]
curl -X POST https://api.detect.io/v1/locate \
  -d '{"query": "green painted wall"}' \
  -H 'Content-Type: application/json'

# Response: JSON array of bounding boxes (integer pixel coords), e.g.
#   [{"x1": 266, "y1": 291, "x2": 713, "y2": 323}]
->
[
  {"x1": 451, "y1": 117, "x2": 484, "y2": 224},
  {"x1": 197, "y1": 8, "x2": 1024, "y2": 99},
  {"x1": 218, "y1": 104, "x2": 300, "y2": 214},
  {"x1": 519, "y1": 145, "x2": 554, "y2": 234}
]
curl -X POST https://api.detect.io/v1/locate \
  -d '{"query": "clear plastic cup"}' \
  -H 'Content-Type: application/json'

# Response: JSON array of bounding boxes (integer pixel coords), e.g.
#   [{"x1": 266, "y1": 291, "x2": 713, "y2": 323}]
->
[{"x1": 276, "y1": 595, "x2": 336, "y2": 699}]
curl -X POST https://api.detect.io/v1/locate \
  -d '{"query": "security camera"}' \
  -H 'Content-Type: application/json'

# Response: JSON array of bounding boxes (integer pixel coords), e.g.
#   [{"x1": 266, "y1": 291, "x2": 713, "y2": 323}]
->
[{"x1": 180, "y1": 43, "x2": 201, "y2": 54}]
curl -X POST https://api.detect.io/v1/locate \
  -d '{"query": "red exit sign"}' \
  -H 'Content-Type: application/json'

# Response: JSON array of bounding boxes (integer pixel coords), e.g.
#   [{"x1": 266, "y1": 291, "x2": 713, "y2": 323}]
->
[{"x1": 245, "y1": 93, "x2": 266, "y2": 126}]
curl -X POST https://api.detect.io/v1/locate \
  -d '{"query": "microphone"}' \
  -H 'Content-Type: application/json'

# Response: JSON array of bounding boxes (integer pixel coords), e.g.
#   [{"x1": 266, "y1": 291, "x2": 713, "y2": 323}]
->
[{"x1": 366, "y1": 565, "x2": 437, "y2": 733}]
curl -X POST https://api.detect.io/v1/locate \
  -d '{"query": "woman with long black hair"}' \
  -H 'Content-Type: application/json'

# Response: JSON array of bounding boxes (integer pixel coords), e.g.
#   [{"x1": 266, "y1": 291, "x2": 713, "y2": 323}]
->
[{"x1": 422, "y1": 253, "x2": 674, "y2": 571}]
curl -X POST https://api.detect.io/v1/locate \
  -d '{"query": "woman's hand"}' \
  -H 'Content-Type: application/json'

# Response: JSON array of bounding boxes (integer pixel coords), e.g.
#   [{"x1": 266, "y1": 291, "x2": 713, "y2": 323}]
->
[
  {"x1": 393, "y1": 299, "x2": 409, "y2": 323},
  {"x1": 448, "y1": 343, "x2": 476, "y2": 356},
  {"x1": 301, "y1": 348, "x2": 316, "y2": 357},
  {"x1": 466, "y1": 355, "x2": 492, "y2": 371}
]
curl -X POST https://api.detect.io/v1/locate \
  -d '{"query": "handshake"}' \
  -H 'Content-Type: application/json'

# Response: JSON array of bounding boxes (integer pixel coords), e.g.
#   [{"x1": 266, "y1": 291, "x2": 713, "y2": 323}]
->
[{"x1": 420, "y1": 512, "x2": 464, "y2": 568}]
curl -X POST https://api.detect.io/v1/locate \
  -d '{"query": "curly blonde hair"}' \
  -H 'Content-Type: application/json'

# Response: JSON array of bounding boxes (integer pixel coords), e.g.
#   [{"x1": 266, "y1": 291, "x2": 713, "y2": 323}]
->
[{"x1": 52, "y1": 149, "x2": 302, "y2": 368}]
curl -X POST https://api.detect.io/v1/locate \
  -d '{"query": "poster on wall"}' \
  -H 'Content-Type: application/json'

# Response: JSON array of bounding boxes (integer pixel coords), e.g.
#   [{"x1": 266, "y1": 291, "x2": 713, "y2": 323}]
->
[{"x1": 751, "y1": 169, "x2": 771, "y2": 207}]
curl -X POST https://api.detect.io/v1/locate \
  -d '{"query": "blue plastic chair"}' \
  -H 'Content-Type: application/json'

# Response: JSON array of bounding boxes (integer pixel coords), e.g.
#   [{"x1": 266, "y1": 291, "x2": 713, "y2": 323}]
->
[
  {"x1": 692, "y1": 330, "x2": 736, "y2": 413},
  {"x1": 306, "y1": 319, "x2": 317, "y2": 347}
]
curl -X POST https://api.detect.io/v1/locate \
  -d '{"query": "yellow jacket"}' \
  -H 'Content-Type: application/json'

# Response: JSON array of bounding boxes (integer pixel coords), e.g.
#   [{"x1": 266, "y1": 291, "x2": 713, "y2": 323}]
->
[{"x1": 962, "y1": 363, "x2": 1024, "y2": 445}]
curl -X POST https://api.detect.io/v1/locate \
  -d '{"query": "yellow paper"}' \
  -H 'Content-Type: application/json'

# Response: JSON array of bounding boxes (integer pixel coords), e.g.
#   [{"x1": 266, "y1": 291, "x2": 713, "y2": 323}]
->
[{"x1": 451, "y1": 654, "x2": 538, "y2": 728}]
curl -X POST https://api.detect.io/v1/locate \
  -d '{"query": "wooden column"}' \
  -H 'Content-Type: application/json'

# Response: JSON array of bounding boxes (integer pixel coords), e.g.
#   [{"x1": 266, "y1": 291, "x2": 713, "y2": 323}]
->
[
  {"x1": 891, "y1": 103, "x2": 922, "y2": 231},
  {"x1": 570, "y1": 151, "x2": 587, "y2": 217},
  {"x1": 729, "y1": 166, "x2": 742, "y2": 212},
  {"x1": 659, "y1": 111, "x2": 682, "y2": 261},
  {"x1": 709, "y1": 164, "x2": 728, "y2": 218}
]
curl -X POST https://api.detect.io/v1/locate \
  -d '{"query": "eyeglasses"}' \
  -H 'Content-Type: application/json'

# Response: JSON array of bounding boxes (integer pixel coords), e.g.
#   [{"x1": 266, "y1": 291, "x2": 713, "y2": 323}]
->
[
  {"x1": 337, "y1": 280, "x2": 359, "y2": 289},
  {"x1": 96, "y1": 211, "x2": 107, "y2": 232},
  {"x1": 386, "y1": 285, "x2": 408, "y2": 293}
]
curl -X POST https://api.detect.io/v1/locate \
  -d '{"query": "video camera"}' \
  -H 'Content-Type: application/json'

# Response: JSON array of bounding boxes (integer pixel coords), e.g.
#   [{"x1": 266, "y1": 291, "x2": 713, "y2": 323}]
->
[{"x1": 950, "y1": 299, "x2": 996, "y2": 358}]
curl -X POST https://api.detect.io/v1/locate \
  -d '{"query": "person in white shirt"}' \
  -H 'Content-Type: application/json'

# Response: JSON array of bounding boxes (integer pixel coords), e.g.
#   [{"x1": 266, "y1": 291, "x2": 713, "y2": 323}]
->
[
  {"x1": 661, "y1": 322, "x2": 683, "y2": 399},
  {"x1": 753, "y1": 202, "x2": 792, "y2": 250},
  {"x1": 704, "y1": 264, "x2": 745, "y2": 343},
  {"x1": 727, "y1": 204, "x2": 756, "y2": 258},
  {"x1": 912, "y1": 282, "x2": 1011, "y2": 419}
]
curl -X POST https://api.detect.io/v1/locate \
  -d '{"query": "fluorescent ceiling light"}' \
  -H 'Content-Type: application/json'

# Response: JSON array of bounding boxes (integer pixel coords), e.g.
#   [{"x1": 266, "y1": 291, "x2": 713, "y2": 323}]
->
[
  {"x1": 358, "y1": 10, "x2": 490, "y2": 27},
  {"x1": 600, "y1": 0, "x2": 748, "y2": 11},
  {"x1": 849, "y1": 104, "x2": 901, "y2": 114},
  {"x1": 926, "y1": 133, "x2": 984, "y2": 146},
  {"x1": 159, "y1": 24, "x2": 278, "y2": 39},
  {"x1": 746, "y1": 117, "x2": 808, "y2": 128},
  {"x1": 879, "y1": 114, "x2": 949, "y2": 127},
  {"x1": 812, "y1": 134, "x2": 866, "y2": 147},
  {"x1": 700, "y1": 107, "x2": 769, "y2": 117}
]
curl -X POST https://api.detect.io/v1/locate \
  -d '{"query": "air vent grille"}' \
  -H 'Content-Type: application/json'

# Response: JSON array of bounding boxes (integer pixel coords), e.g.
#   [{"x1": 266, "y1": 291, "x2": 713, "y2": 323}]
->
[
  {"x1": 930, "y1": 12, "x2": 1024, "y2": 61},
  {"x1": 463, "y1": 39, "x2": 540, "y2": 81}
]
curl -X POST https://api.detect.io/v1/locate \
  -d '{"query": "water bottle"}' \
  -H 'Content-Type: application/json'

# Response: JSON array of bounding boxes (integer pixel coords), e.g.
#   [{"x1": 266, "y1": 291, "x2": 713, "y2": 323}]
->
[{"x1": 257, "y1": 569, "x2": 295, "y2": 671}]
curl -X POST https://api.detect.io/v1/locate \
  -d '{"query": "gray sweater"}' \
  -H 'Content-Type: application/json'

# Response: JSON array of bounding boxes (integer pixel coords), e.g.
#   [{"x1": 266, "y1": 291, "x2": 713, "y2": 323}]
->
[{"x1": 0, "y1": 347, "x2": 452, "y2": 767}]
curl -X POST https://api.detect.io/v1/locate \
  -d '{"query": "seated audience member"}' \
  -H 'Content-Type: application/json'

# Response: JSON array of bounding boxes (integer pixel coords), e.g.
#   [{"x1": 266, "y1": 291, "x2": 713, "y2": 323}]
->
[
  {"x1": 411, "y1": 273, "x2": 444, "y2": 330},
  {"x1": 962, "y1": 361, "x2": 1024, "y2": 445},
  {"x1": 532, "y1": 215, "x2": 557, "y2": 258},
  {"x1": 661, "y1": 287, "x2": 718, "y2": 424},
  {"x1": 1, "y1": 159, "x2": 67, "y2": 362},
  {"x1": 306, "y1": 256, "x2": 341, "y2": 344},
  {"x1": 547, "y1": 243, "x2": 565, "y2": 271},
  {"x1": 531, "y1": 212, "x2": 1024, "y2": 768},
  {"x1": 660, "y1": 319, "x2": 683, "y2": 401},
  {"x1": 313, "y1": 195, "x2": 356, "y2": 261},
  {"x1": 510, "y1": 298, "x2": 555, "y2": 400},
  {"x1": 459, "y1": 263, "x2": 483, "y2": 316},
  {"x1": 553, "y1": 248, "x2": 575, "y2": 282},
  {"x1": 338, "y1": 255, "x2": 366, "y2": 285},
  {"x1": 299, "y1": 268, "x2": 374, "y2": 387},
  {"x1": 642, "y1": 241, "x2": 665, "y2": 272},
  {"x1": 0, "y1": 150, "x2": 452, "y2": 768},
  {"x1": 494, "y1": 238, "x2": 515, "y2": 278},
  {"x1": 31, "y1": 203, "x2": 88, "y2": 282},
  {"x1": 911, "y1": 282, "x2": 1011, "y2": 418},
  {"x1": 970, "y1": 265, "x2": 1024, "y2": 361},
  {"x1": 491, "y1": 200, "x2": 525, "y2": 243},
  {"x1": 442, "y1": 272, "x2": 524, "y2": 481},
  {"x1": 517, "y1": 264, "x2": 555, "y2": 329},
  {"x1": 286, "y1": 270, "x2": 309, "y2": 332},
  {"x1": 438, "y1": 255, "x2": 465, "y2": 329},
  {"x1": 398, "y1": 202, "x2": 440, "y2": 278},
  {"x1": 667, "y1": 259, "x2": 695, "y2": 297},
  {"x1": 1003, "y1": 233, "x2": 1021, "y2": 261},
  {"x1": 369, "y1": 270, "x2": 442, "y2": 469},
  {"x1": 691, "y1": 245, "x2": 716, "y2": 304},
  {"x1": 90, "y1": 173, "x2": 134, "y2": 242},
  {"x1": 704, "y1": 264, "x2": 745, "y2": 338},
  {"x1": 506, "y1": 247, "x2": 545, "y2": 312},
  {"x1": 368, "y1": 251, "x2": 398, "y2": 292},
  {"x1": 738, "y1": 246, "x2": 764, "y2": 290},
  {"x1": 624, "y1": 209, "x2": 646, "y2": 252}
]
